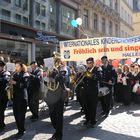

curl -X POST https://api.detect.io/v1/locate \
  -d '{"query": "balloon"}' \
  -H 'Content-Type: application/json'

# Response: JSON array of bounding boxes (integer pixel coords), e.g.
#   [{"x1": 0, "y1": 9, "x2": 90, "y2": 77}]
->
[
  {"x1": 71, "y1": 19, "x2": 78, "y2": 28},
  {"x1": 112, "y1": 59, "x2": 119, "y2": 68},
  {"x1": 76, "y1": 18, "x2": 82, "y2": 25},
  {"x1": 131, "y1": 58, "x2": 136, "y2": 62},
  {"x1": 125, "y1": 59, "x2": 132, "y2": 65},
  {"x1": 95, "y1": 59, "x2": 102, "y2": 67},
  {"x1": 137, "y1": 59, "x2": 140, "y2": 65}
]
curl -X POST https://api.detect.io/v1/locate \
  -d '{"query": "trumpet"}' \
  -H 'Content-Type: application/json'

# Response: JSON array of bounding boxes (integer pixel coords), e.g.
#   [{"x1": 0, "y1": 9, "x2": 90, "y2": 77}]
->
[{"x1": 73, "y1": 67, "x2": 94, "y2": 88}]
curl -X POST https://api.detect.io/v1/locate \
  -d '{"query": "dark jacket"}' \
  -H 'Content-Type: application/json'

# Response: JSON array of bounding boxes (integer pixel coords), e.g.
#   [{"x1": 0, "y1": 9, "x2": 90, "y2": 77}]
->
[
  {"x1": 13, "y1": 72, "x2": 29, "y2": 101},
  {"x1": 83, "y1": 66, "x2": 102, "y2": 95},
  {"x1": 0, "y1": 70, "x2": 10, "y2": 99}
]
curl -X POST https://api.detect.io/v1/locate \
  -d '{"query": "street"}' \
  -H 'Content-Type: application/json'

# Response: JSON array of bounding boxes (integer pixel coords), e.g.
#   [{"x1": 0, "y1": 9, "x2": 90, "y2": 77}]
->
[{"x1": 0, "y1": 100, "x2": 140, "y2": 140}]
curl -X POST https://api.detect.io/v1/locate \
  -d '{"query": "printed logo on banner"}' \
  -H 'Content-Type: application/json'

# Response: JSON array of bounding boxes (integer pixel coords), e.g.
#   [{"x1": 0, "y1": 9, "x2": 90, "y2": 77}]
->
[{"x1": 63, "y1": 50, "x2": 70, "y2": 59}]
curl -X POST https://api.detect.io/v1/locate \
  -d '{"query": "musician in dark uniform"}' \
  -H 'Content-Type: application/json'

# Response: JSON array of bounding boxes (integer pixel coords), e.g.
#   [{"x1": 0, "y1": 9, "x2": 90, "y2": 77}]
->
[
  {"x1": 28, "y1": 61, "x2": 42, "y2": 121},
  {"x1": 82, "y1": 57, "x2": 102, "y2": 127},
  {"x1": 100, "y1": 56, "x2": 117, "y2": 117},
  {"x1": 0, "y1": 61, "x2": 10, "y2": 132},
  {"x1": 11, "y1": 61, "x2": 29, "y2": 138},
  {"x1": 44, "y1": 55, "x2": 66, "y2": 140}
]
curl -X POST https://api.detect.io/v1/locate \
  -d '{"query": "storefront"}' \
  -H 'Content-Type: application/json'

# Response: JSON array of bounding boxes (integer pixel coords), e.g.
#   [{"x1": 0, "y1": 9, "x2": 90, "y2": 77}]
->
[{"x1": 0, "y1": 20, "x2": 65, "y2": 65}]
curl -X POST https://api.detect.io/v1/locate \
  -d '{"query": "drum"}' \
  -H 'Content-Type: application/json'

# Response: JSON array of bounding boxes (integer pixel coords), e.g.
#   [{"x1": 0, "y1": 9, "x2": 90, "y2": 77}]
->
[{"x1": 98, "y1": 87, "x2": 110, "y2": 97}]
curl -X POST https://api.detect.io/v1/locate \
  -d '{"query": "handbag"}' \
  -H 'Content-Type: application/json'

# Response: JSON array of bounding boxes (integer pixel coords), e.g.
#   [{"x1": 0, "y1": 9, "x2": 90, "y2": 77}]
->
[
  {"x1": 132, "y1": 83, "x2": 140, "y2": 93},
  {"x1": 98, "y1": 87, "x2": 110, "y2": 97}
]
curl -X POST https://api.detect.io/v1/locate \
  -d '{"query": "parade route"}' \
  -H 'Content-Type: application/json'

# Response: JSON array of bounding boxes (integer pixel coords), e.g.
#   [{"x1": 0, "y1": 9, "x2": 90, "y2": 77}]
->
[{"x1": 0, "y1": 100, "x2": 140, "y2": 140}]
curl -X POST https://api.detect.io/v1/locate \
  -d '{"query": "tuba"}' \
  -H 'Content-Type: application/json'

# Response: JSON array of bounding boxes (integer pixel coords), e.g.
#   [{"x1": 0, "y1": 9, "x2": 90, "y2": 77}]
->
[
  {"x1": 5, "y1": 72, "x2": 15, "y2": 100},
  {"x1": 45, "y1": 52, "x2": 62, "y2": 91}
]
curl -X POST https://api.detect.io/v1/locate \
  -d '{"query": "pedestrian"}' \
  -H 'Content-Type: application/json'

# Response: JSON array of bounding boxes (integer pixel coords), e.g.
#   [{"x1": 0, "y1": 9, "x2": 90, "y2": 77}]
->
[
  {"x1": 0, "y1": 60, "x2": 10, "y2": 132},
  {"x1": 28, "y1": 61, "x2": 43, "y2": 122},
  {"x1": 132, "y1": 65, "x2": 140, "y2": 104},
  {"x1": 82, "y1": 57, "x2": 102, "y2": 127},
  {"x1": 11, "y1": 61, "x2": 29, "y2": 138},
  {"x1": 122, "y1": 64, "x2": 133, "y2": 106},
  {"x1": 115, "y1": 67, "x2": 123, "y2": 102}
]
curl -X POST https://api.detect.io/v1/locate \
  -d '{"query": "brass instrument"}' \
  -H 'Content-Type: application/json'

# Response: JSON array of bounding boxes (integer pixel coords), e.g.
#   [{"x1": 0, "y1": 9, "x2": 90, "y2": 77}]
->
[
  {"x1": 73, "y1": 66, "x2": 94, "y2": 88},
  {"x1": 45, "y1": 52, "x2": 62, "y2": 91},
  {"x1": 5, "y1": 72, "x2": 15, "y2": 100}
]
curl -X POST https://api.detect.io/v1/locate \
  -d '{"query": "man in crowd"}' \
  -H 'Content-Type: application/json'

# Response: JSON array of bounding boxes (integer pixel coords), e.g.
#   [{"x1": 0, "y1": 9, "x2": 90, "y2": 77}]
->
[
  {"x1": 100, "y1": 56, "x2": 117, "y2": 117},
  {"x1": 28, "y1": 61, "x2": 43, "y2": 122},
  {"x1": 0, "y1": 60, "x2": 10, "y2": 132}
]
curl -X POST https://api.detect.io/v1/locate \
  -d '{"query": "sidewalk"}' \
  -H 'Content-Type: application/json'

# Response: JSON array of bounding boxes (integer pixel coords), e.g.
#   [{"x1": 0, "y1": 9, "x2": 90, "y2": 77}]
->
[{"x1": 0, "y1": 100, "x2": 140, "y2": 140}]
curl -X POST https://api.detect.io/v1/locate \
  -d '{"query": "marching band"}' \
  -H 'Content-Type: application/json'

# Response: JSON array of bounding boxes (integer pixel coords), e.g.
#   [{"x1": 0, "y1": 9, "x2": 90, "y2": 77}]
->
[{"x1": 0, "y1": 54, "x2": 140, "y2": 140}]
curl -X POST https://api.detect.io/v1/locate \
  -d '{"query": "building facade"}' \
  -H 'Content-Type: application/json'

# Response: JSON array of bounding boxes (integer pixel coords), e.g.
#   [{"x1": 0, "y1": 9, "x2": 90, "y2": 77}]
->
[
  {"x1": 0, "y1": 0, "x2": 80, "y2": 64},
  {"x1": 79, "y1": 0, "x2": 120, "y2": 38},
  {"x1": 133, "y1": 0, "x2": 140, "y2": 36},
  {"x1": 119, "y1": 0, "x2": 133, "y2": 37}
]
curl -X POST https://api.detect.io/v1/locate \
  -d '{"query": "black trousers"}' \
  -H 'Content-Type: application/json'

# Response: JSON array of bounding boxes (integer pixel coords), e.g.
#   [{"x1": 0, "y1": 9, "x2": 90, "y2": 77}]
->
[
  {"x1": 0, "y1": 98, "x2": 8, "y2": 128},
  {"x1": 13, "y1": 99, "x2": 27, "y2": 132},
  {"x1": 100, "y1": 93, "x2": 111, "y2": 115},
  {"x1": 28, "y1": 90, "x2": 39, "y2": 118},
  {"x1": 123, "y1": 85, "x2": 131, "y2": 106},
  {"x1": 83, "y1": 94, "x2": 98, "y2": 123},
  {"x1": 48, "y1": 100, "x2": 64, "y2": 137}
]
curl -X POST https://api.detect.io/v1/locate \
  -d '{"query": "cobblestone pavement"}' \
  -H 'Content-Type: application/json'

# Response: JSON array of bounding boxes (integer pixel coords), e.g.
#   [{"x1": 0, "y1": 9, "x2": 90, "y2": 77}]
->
[{"x1": 0, "y1": 100, "x2": 140, "y2": 140}]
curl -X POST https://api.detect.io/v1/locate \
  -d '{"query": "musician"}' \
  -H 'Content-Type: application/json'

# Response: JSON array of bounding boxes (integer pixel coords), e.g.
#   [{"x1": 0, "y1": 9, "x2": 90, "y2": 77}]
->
[
  {"x1": 100, "y1": 56, "x2": 117, "y2": 117},
  {"x1": 82, "y1": 57, "x2": 102, "y2": 127},
  {"x1": 45, "y1": 66, "x2": 66, "y2": 140},
  {"x1": 11, "y1": 61, "x2": 29, "y2": 138},
  {"x1": 0, "y1": 61, "x2": 10, "y2": 132},
  {"x1": 28, "y1": 61, "x2": 43, "y2": 121}
]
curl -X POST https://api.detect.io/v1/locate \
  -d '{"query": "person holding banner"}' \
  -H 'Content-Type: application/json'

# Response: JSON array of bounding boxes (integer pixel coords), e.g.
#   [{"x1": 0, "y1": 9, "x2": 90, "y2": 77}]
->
[
  {"x1": 100, "y1": 56, "x2": 117, "y2": 117},
  {"x1": 82, "y1": 57, "x2": 102, "y2": 127}
]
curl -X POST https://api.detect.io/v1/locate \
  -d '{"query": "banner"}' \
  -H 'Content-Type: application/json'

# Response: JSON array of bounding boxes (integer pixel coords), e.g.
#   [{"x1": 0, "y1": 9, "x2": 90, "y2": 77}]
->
[{"x1": 60, "y1": 36, "x2": 140, "y2": 61}]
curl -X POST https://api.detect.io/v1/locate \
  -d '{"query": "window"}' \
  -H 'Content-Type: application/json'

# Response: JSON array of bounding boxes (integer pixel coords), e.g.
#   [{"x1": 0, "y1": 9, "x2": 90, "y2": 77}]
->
[
  {"x1": 35, "y1": 20, "x2": 40, "y2": 29},
  {"x1": 61, "y1": 5, "x2": 76, "y2": 36},
  {"x1": 83, "y1": 9, "x2": 88, "y2": 29},
  {"x1": 15, "y1": 0, "x2": 21, "y2": 7},
  {"x1": 15, "y1": 14, "x2": 21, "y2": 24},
  {"x1": 3, "y1": 0, "x2": 11, "y2": 3},
  {"x1": 41, "y1": 23, "x2": 46, "y2": 30},
  {"x1": 115, "y1": 0, "x2": 118, "y2": 11},
  {"x1": 23, "y1": 0, "x2": 28, "y2": 11},
  {"x1": 36, "y1": 2, "x2": 40, "y2": 16},
  {"x1": 115, "y1": 24, "x2": 118, "y2": 37},
  {"x1": 93, "y1": 13, "x2": 98, "y2": 31},
  {"x1": 23, "y1": 17, "x2": 28, "y2": 26},
  {"x1": 1, "y1": 9, "x2": 11, "y2": 21},
  {"x1": 49, "y1": 0, "x2": 56, "y2": 32},
  {"x1": 41, "y1": 5, "x2": 46, "y2": 16},
  {"x1": 102, "y1": 17, "x2": 106, "y2": 34},
  {"x1": 109, "y1": 21, "x2": 112, "y2": 35},
  {"x1": 109, "y1": 0, "x2": 112, "y2": 7}
]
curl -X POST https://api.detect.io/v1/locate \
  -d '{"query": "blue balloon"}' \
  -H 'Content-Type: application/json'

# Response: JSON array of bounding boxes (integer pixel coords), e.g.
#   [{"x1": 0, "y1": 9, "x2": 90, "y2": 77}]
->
[{"x1": 71, "y1": 19, "x2": 78, "y2": 28}]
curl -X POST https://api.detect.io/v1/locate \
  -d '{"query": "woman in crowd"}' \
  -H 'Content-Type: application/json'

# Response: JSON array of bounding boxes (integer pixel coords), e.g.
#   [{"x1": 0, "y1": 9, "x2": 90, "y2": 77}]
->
[
  {"x1": 122, "y1": 64, "x2": 133, "y2": 106},
  {"x1": 132, "y1": 65, "x2": 140, "y2": 104},
  {"x1": 115, "y1": 67, "x2": 123, "y2": 103},
  {"x1": 11, "y1": 61, "x2": 29, "y2": 138}
]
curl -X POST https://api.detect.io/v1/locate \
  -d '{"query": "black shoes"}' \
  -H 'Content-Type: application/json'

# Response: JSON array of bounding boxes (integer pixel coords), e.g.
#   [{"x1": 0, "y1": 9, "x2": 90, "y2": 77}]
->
[
  {"x1": 83, "y1": 120, "x2": 97, "y2": 128},
  {"x1": 49, "y1": 133, "x2": 62, "y2": 140},
  {"x1": 15, "y1": 131, "x2": 25, "y2": 138},
  {"x1": 30, "y1": 116, "x2": 38, "y2": 122}
]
